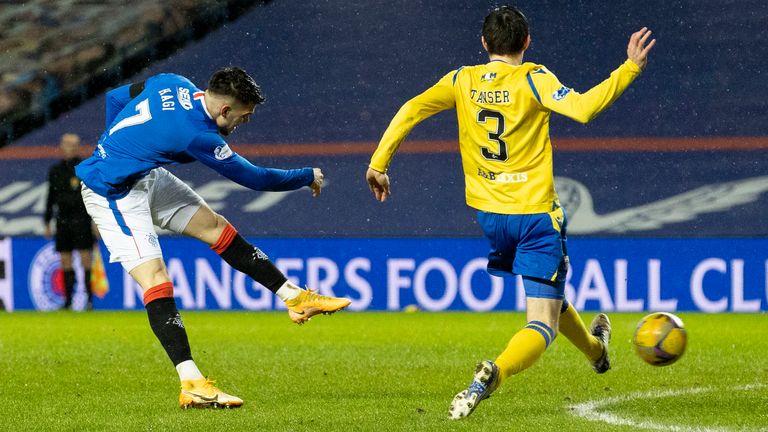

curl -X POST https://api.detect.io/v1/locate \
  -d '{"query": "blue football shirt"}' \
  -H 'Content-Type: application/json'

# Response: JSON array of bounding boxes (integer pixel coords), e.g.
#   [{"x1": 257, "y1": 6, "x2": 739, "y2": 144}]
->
[{"x1": 77, "y1": 73, "x2": 313, "y2": 198}]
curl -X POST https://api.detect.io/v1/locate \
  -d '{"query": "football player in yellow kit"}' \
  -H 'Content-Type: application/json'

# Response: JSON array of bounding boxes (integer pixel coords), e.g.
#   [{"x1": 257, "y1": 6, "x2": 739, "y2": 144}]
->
[{"x1": 365, "y1": 5, "x2": 655, "y2": 419}]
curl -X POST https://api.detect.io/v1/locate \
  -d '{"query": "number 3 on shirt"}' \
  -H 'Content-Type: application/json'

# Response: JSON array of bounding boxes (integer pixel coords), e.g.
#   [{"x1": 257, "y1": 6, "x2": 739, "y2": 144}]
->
[
  {"x1": 477, "y1": 109, "x2": 508, "y2": 161},
  {"x1": 109, "y1": 99, "x2": 152, "y2": 135}
]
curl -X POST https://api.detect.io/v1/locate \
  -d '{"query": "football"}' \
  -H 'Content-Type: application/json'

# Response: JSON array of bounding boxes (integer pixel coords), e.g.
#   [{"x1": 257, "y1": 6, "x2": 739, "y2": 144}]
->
[{"x1": 633, "y1": 312, "x2": 687, "y2": 366}]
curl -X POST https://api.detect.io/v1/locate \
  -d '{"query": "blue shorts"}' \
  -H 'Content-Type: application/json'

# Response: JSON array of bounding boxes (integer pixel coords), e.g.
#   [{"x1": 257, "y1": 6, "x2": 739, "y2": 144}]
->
[{"x1": 477, "y1": 206, "x2": 569, "y2": 299}]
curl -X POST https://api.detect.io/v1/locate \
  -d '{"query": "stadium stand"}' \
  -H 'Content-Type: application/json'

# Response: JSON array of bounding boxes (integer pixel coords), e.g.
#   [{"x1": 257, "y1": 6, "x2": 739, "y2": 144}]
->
[{"x1": 0, "y1": 0, "x2": 264, "y2": 147}]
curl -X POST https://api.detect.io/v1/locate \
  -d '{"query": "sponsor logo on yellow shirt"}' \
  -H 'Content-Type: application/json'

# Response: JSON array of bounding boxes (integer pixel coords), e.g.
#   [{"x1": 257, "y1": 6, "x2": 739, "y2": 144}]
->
[{"x1": 477, "y1": 168, "x2": 528, "y2": 183}]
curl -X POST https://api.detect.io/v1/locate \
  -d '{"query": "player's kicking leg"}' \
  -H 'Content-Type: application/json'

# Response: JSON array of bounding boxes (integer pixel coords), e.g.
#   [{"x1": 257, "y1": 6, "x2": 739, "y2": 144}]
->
[
  {"x1": 558, "y1": 298, "x2": 611, "y2": 373},
  {"x1": 183, "y1": 206, "x2": 351, "y2": 324},
  {"x1": 588, "y1": 312, "x2": 611, "y2": 372},
  {"x1": 284, "y1": 287, "x2": 352, "y2": 324}
]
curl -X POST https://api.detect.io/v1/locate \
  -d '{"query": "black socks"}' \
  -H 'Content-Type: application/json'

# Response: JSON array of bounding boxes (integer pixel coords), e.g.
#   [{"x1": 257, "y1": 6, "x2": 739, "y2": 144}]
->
[
  {"x1": 144, "y1": 283, "x2": 192, "y2": 366},
  {"x1": 218, "y1": 233, "x2": 287, "y2": 293},
  {"x1": 63, "y1": 270, "x2": 75, "y2": 307}
]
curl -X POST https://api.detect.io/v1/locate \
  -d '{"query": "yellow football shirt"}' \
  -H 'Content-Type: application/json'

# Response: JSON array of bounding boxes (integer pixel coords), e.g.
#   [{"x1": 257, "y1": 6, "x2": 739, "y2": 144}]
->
[{"x1": 370, "y1": 59, "x2": 642, "y2": 214}]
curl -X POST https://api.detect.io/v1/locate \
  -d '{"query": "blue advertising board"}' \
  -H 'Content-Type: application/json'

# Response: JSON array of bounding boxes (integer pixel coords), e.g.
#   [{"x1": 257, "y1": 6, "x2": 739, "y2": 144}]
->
[{"x1": 2, "y1": 237, "x2": 766, "y2": 313}]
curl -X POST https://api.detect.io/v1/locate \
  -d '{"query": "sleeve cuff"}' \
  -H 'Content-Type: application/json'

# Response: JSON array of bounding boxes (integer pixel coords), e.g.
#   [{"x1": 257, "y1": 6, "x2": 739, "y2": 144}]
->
[
  {"x1": 624, "y1": 59, "x2": 643, "y2": 74},
  {"x1": 303, "y1": 167, "x2": 315, "y2": 186},
  {"x1": 368, "y1": 163, "x2": 387, "y2": 173}
]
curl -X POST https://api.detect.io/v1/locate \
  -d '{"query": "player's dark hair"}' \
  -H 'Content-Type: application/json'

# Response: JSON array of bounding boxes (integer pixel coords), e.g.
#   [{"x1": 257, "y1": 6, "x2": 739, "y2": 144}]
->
[
  {"x1": 208, "y1": 67, "x2": 265, "y2": 106},
  {"x1": 482, "y1": 5, "x2": 529, "y2": 55}
]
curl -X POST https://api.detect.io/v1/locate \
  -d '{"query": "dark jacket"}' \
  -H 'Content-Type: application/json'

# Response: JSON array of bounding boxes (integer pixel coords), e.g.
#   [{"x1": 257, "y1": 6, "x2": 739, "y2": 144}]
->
[{"x1": 44, "y1": 157, "x2": 90, "y2": 224}]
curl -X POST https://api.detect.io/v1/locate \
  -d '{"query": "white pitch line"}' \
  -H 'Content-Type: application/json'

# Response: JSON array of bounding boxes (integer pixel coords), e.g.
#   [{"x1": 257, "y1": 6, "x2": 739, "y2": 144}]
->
[{"x1": 568, "y1": 383, "x2": 767, "y2": 432}]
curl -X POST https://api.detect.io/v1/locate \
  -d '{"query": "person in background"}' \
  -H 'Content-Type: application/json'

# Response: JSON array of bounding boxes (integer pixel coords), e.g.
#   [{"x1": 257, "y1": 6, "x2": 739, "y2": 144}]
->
[{"x1": 44, "y1": 133, "x2": 96, "y2": 310}]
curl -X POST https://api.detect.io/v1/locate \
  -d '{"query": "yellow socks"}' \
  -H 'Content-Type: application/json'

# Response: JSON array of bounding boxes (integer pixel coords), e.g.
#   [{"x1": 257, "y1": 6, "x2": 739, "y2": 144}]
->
[
  {"x1": 559, "y1": 302, "x2": 603, "y2": 362},
  {"x1": 494, "y1": 321, "x2": 554, "y2": 381},
  {"x1": 493, "y1": 302, "x2": 603, "y2": 383}
]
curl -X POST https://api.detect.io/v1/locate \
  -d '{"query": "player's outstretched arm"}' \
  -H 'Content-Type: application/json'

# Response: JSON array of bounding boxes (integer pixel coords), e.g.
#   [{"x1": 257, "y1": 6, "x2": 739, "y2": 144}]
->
[
  {"x1": 188, "y1": 134, "x2": 314, "y2": 192},
  {"x1": 532, "y1": 27, "x2": 656, "y2": 124},
  {"x1": 627, "y1": 27, "x2": 656, "y2": 70},
  {"x1": 366, "y1": 167, "x2": 390, "y2": 202}
]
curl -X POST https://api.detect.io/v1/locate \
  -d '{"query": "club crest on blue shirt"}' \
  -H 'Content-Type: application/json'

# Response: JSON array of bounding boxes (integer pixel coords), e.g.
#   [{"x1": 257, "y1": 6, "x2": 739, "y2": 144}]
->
[
  {"x1": 480, "y1": 72, "x2": 497, "y2": 83},
  {"x1": 214, "y1": 144, "x2": 233, "y2": 160},
  {"x1": 552, "y1": 86, "x2": 572, "y2": 101}
]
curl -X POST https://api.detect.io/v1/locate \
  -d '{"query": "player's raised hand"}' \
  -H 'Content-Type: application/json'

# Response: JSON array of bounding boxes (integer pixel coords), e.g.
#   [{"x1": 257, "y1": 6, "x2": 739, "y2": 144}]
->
[
  {"x1": 310, "y1": 168, "x2": 324, "y2": 197},
  {"x1": 627, "y1": 27, "x2": 656, "y2": 70},
  {"x1": 366, "y1": 167, "x2": 391, "y2": 202}
]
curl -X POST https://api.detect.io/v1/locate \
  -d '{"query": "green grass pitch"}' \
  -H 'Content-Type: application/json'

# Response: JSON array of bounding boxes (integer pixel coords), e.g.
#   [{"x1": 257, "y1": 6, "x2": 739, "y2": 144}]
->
[{"x1": 1, "y1": 311, "x2": 766, "y2": 431}]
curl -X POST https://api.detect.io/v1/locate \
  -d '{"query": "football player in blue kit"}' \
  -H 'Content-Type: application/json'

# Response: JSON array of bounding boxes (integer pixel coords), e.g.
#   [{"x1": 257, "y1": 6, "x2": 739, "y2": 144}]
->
[{"x1": 77, "y1": 67, "x2": 351, "y2": 408}]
